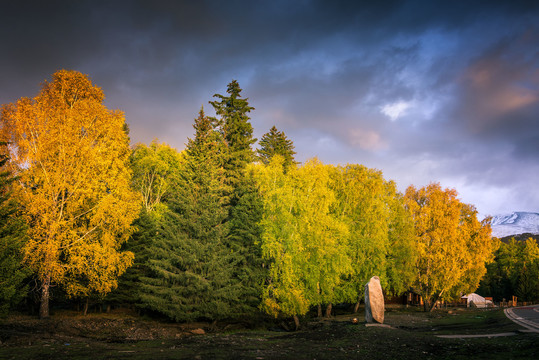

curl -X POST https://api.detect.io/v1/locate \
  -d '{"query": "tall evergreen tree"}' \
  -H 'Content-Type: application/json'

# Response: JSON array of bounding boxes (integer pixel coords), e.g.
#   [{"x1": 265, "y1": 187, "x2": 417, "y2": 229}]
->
[
  {"x1": 136, "y1": 108, "x2": 249, "y2": 321},
  {"x1": 0, "y1": 143, "x2": 29, "y2": 316},
  {"x1": 210, "y1": 82, "x2": 266, "y2": 316},
  {"x1": 209, "y1": 80, "x2": 256, "y2": 186},
  {"x1": 257, "y1": 126, "x2": 297, "y2": 168},
  {"x1": 226, "y1": 170, "x2": 265, "y2": 315}
]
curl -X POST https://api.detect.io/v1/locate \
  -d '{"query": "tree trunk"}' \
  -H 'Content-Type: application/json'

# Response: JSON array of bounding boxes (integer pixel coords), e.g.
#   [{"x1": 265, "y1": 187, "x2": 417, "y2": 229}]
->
[
  {"x1": 293, "y1": 315, "x2": 300, "y2": 331},
  {"x1": 426, "y1": 291, "x2": 443, "y2": 312},
  {"x1": 317, "y1": 304, "x2": 323, "y2": 318},
  {"x1": 325, "y1": 303, "x2": 332, "y2": 318},
  {"x1": 353, "y1": 300, "x2": 360, "y2": 313},
  {"x1": 83, "y1": 298, "x2": 89, "y2": 316},
  {"x1": 39, "y1": 276, "x2": 51, "y2": 319}
]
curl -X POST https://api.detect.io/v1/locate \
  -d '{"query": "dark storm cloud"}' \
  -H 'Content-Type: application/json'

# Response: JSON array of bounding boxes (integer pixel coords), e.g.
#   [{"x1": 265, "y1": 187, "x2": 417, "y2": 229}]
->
[
  {"x1": 1, "y1": 0, "x2": 538, "y2": 215},
  {"x1": 451, "y1": 29, "x2": 539, "y2": 158}
]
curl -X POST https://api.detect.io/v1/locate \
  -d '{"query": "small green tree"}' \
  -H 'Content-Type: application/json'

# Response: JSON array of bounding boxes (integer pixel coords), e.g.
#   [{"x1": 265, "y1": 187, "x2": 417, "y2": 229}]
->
[
  {"x1": 107, "y1": 140, "x2": 183, "y2": 310},
  {"x1": 385, "y1": 188, "x2": 417, "y2": 298},
  {"x1": 0, "y1": 143, "x2": 29, "y2": 316},
  {"x1": 130, "y1": 140, "x2": 184, "y2": 212},
  {"x1": 517, "y1": 239, "x2": 539, "y2": 301},
  {"x1": 257, "y1": 126, "x2": 297, "y2": 168}
]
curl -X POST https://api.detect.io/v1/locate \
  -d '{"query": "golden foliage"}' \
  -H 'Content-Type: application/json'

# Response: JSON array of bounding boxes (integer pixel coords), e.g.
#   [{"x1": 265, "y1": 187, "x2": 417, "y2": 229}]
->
[
  {"x1": 404, "y1": 183, "x2": 497, "y2": 307},
  {"x1": 253, "y1": 157, "x2": 350, "y2": 317},
  {"x1": 1, "y1": 70, "x2": 141, "y2": 298}
]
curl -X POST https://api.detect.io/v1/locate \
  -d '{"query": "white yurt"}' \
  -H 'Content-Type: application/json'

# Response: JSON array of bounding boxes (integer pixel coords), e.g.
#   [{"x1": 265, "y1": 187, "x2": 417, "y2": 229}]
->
[{"x1": 461, "y1": 293, "x2": 494, "y2": 308}]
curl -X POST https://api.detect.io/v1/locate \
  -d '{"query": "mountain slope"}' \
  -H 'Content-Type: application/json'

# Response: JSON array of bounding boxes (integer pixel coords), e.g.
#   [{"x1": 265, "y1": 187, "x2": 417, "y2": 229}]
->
[{"x1": 490, "y1": 212, "x2": 539, "y2": 238}]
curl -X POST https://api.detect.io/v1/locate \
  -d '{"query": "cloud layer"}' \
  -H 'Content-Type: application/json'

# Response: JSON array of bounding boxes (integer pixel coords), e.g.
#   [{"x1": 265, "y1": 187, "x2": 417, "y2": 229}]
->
[{"x1": 1, "y1": 0, "x2": 538, "y2": 216}]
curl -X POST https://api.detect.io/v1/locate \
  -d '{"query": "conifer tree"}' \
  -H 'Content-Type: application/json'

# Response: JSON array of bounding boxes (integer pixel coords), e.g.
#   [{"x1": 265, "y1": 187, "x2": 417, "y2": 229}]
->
[
  {"x1": 227, "y1": 170, "x2": 265, "y2": 314},
  {"x1": 108, "y1": 141, "x2": 183, "y2": 309},
  {"x1": 210, "y1": 82, "x2": 265, "y2": 316},
  {"x1": 209, "y1": 80, "x2": 256, "y2": 185},
  {"x1": 0, "y1": 143, "x2": 29, "y2": 316},
  {"x1": 257, "y1": 126, "x2": 297, "y2": 168},
  {"x1": 137, "y1": 108, "x2": 247, "y2": 321},
  {"x1": 106, "y1": 209, "x2": 160, "y2": 309}
]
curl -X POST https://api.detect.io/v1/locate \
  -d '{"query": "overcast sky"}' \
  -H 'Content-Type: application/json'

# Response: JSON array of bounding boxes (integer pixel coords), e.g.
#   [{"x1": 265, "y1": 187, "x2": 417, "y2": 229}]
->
[{"x1": 1, "y1": 0, "x2": 538, "y2": 218}]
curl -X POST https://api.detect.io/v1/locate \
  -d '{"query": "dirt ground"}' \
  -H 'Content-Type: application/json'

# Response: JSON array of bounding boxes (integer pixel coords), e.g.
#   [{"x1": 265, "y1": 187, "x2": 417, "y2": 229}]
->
[{"x1": 0, "y1": 307, "x2": 537, "y2": 359}]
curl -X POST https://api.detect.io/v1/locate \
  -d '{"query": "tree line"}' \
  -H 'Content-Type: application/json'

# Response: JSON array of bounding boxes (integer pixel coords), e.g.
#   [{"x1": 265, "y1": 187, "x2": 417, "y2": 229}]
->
[
  {"x1": 478, "y1": 237, "x2": 539, "y2": 303},
  {"x1": 1, "y1": 70, "x2": 524, "y2": 324}
]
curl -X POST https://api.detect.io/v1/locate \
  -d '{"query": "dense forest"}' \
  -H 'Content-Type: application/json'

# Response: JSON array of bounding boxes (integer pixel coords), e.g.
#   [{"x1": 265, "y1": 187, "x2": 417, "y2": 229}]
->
[{"x1": 0, "y1": 70, "x2": 537, "y2": 324}]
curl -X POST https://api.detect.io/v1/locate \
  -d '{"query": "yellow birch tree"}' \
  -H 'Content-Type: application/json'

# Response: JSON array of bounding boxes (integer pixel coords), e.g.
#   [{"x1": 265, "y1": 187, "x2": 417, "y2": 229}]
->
[
  {"x1": 331, "y1": 165, "x2": 416, "y2": 311},
  {"x1": 1, "y1": 70, "x2": 140, "y2": 318},
  {"x1": 404, "y1": 183, "x2": 496, "y2": 311},
  {"x1": 254, "y1": 157, "x2": 350, "y2": 328}
]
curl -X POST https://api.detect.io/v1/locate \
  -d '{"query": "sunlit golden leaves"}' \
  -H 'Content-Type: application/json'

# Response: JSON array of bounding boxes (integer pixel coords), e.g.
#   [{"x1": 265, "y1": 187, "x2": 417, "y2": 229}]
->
[
  {"x1": 404, "y1": 183, "x2": 496, "y2": 308},
  {"x1": 1, "y1": 70, "x2": 140, "y2": 301},
  {"x1": 254, "y1": 157, "x2": 350, "y2": 317}
]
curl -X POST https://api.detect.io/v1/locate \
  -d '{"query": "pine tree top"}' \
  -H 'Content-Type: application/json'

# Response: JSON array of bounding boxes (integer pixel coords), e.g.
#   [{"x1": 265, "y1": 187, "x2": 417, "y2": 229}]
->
[
  {"x1": 209, "y1": 80, "x2": 257, "y2": 183},
  {"x1": 257, "y1": 125, "x2": 297, "y2": 167}
]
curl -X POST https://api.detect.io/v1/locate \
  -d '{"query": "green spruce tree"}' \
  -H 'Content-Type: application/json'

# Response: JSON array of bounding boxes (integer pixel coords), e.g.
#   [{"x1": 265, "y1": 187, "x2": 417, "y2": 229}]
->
[
  {"x1": 136, "y1": 108, "x2": 245, "y2": 321},
  {"x1": 210, "y1": 80, "x2": 256, "y2": 186},
  {"x1": 105, "y1": 209, "x2": 158, "y2": 310},
  {"x1": 0, "y1": 143, "x2": 29, "y2": 316},
  {"x1": 107, "y1": 141, "x2": 183, "y2": 310},
  {"x1": 257, "y1": 126, "x2": 297, "y2": 168},
  {"x1": 211, "y1": 82, "x2": 266, "y2": 317}
]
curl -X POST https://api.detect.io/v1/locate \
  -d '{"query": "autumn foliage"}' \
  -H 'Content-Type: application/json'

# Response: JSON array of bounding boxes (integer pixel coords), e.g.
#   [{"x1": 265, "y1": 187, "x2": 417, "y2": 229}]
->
[
  {"x1": 0, "y1": 71, "x2": 503, "y2": 323},
  {"x1": 404, "y1": 183, "x2": 497, "y2": 311},
  {"x1": 1, "y1": 70, "x2": 140, "y2": 317}
]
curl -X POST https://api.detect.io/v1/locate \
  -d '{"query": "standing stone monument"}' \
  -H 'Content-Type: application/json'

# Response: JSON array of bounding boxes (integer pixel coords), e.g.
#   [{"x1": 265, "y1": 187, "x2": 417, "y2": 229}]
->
[{"x1": 365, "y1": 276, "x2": 384, "y2": 324}]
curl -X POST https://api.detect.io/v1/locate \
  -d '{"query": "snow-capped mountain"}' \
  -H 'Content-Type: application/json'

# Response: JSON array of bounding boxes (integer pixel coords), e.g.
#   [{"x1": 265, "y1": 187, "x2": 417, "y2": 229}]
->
[{"x1": 490, "y1": 212, "x2": 539, "y2": 238}]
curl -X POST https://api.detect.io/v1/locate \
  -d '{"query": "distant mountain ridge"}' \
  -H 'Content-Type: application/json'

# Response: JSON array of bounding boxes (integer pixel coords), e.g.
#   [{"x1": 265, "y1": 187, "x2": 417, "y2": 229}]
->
[{"x1": 490, "y1": 212, "x2": 539, "y2": 238}]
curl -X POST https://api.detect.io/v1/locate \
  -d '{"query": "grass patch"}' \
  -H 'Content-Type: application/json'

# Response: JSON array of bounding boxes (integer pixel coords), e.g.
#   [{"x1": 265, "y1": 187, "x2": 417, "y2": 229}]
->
[{"x1": 0, "y1": 308, "x2": 537, "y2": 359}]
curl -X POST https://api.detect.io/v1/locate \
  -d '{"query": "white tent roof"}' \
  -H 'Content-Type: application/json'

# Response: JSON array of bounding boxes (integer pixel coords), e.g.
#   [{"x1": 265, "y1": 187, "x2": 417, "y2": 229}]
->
[
  {"x1": 462, "y1": 293, "x2": 486, "y2": 302},
  {"x1": 461, "y1": 293, "x2": 494, "y2": 308}
]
